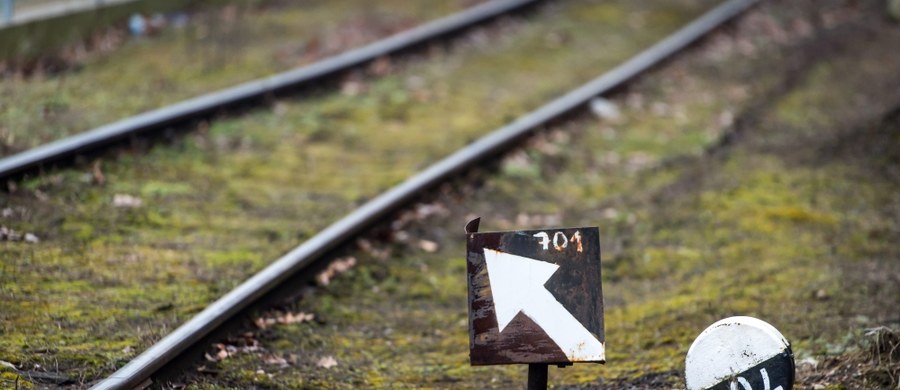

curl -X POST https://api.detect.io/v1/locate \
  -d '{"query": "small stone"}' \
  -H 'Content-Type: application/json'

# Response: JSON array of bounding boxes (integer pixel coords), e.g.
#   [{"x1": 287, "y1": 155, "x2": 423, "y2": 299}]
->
[
  {"x1": 393, "y1": 230, "x2": 410, "y2": 242},
  {"x1": 814, "y1": 289, "x2": 829, "y2": 300},
  {"x1": 418, "y1": 239, "x2": 439, "y2": 253},
  {"x1": 797, "y1": 356, "x2": 818, "y2": 369},
  {"x1": 129, "y1": 14, "x2": 146, "y2": 37},
  {"x1": 24, "y1": 233, "x2": 39, "y2": 243},
  {"x1": 589, "y1": 97, "x2": 621, "y2": 121}
]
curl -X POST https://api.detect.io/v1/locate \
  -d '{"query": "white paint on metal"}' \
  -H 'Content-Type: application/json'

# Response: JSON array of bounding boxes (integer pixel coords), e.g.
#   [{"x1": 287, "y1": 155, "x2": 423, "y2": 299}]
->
[
  {"x1": 761, "y1": 368, "x2": 780, "y2": 390},
  {"x1": 533, "y1": 232, "x2": 551, "y2": 250},
  {"x1": 685, "y1": 316, "x2": 790, "y2": 390},
  {"x1": 483, "y1": 248, "x2": 605, "y2": 361},
  {"x1": 532, "y1": 230, "x2": 584, "y2": 252}
]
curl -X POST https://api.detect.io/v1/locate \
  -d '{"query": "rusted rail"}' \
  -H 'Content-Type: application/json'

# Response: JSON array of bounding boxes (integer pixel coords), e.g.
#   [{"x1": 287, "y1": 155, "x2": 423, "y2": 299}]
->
[
  {"x1": 0, "y1": 0, "x2": 540, "y2": 181},
  {"x1": 92, "y1": 0, "x2": 757, "y2": 388}
]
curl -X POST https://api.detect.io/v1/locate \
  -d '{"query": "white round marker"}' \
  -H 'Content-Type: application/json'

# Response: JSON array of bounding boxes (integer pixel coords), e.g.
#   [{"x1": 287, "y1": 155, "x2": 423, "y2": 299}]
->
[{"x1": 685, "y1": 316, "x2": 794, "y2": 390}]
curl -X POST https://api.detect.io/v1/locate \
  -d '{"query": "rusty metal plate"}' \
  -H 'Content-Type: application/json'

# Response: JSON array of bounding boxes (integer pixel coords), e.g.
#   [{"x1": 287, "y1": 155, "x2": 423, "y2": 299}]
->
[{"x1": 466, "y1": 220, "x2": 605, "y2": 365}]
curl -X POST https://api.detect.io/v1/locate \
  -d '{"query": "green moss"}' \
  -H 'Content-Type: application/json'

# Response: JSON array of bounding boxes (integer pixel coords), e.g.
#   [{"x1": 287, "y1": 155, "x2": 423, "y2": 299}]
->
[{"x1": 0, "y1": 372, "x2": 34, "y2": 389}]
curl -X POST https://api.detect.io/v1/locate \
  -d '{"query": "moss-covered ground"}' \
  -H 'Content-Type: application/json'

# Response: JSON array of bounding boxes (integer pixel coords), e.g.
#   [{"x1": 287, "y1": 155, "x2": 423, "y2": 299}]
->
[
  {"x1": 0, "y1": 0, "x2": 721, "y2": 387},
  {"x1": 177, "y1": 0, "x2": 900, "y2": 388},
  {"x1": 0, "y1": 0, "x2": 480, "y2": 155}
]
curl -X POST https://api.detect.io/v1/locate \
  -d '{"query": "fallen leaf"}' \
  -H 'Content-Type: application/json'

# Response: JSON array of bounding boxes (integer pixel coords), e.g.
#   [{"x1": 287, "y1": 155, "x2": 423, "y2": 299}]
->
[
  {"x1": 317, "y1": 257, "x2": 357, "y2": 286},
  {"x1": 254, "y1": 311, "x2": 315, "y2": 329},
  {"x1": 279, "y1": 311, "x2": 314, "y2": 324},
  {"x1": 113, "y1": 194, "x2": 143, "y2": 208},
  {"x1": 262, "y1": 354, "x2": 288, "y2": 367},
  {"x1": 92, "y1": 160, "x2": 105, "y2": 185},
  {"x1": 317, "y1": 356, "x2": 338, "y2": 369}
]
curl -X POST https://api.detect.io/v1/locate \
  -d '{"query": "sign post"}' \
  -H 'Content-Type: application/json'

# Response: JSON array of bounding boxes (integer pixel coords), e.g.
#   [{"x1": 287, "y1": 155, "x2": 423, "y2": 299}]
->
[{"x1": 465, "y1": 218, "x2": 605, "y2": 388}]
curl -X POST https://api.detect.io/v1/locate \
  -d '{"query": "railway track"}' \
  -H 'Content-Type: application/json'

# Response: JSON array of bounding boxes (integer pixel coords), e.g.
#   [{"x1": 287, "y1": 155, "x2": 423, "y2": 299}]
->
[
  {"x1": 0, "y1": 0, "x2": 538, "y2": 180},
  {"x1": 78, "y1": 0, "x2": 758, "y2": 388}
]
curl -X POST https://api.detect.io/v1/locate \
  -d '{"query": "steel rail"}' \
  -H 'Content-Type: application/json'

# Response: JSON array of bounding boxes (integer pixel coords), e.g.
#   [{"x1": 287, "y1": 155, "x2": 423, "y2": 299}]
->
[
  {"x1": 92, "y1": 0, "x2": 757, "y2": 388},
  {"x1": 0, "y1": 0, "x2": 539, "y2": 181}
]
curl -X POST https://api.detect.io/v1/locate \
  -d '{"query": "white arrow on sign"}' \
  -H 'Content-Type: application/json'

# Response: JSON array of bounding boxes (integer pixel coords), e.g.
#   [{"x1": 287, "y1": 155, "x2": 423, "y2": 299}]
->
[{"x1": 483, "y1": 248, "x2": 605, "y2": 361}]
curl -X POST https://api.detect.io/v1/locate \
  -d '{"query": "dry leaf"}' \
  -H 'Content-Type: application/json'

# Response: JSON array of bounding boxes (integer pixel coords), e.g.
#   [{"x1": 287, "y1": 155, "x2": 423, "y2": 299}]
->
[
  {"x1": 317, "y1": 356, "x2": 338, "y2": 369},
  {"x1": 92, "y1": 160, "x2": 105, "y2": 185},
  {"x1": 255, "y1": 311, "x2": 315, "y2": 329},
  {"x1": 317, "y1": 256, "x2": 357, "y2": 286},
  {"x1": 113, "y1": 194, "x2": 143, "y2": 208},
  {"x1": 262, "y1": 354, "x2": 288, "y2": 367},
  {"x1": 280, "y1": 311, "x2": 314, "y2": 324}
]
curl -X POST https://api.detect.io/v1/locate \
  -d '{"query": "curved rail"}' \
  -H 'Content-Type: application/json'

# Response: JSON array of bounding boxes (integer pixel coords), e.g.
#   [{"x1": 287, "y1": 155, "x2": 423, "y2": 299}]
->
[
  {"x1": 92, "y1": 0, "x2": 758, "y2": 388},
  {"x1": 0, "y1": 0, "x2": 539, "y2": 181}
]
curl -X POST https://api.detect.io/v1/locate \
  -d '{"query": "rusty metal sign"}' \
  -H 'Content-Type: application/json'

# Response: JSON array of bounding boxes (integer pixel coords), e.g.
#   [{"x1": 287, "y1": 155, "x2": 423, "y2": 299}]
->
[
  {"x1": 685, "y1": 316, "x2": 794, "y2": 390},
  {"x1": 466, "y1": 219, "x2": 605, "y2": 365}
]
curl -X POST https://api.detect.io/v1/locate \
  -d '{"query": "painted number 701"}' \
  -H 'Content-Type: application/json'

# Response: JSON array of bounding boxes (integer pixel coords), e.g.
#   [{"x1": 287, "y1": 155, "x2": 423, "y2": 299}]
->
[{"x1": 533, "y1": 231, "x2": 583, "y2": 252}]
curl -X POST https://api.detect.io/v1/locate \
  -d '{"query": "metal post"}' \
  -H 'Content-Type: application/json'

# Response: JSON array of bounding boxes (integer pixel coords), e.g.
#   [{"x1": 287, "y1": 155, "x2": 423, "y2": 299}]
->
[
  {"x1": 527, "y1": 364, "x2": 548, "y2": 390},
  {"x1": 2, "y1": 0, "x2": 14, "y2": 23}
]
